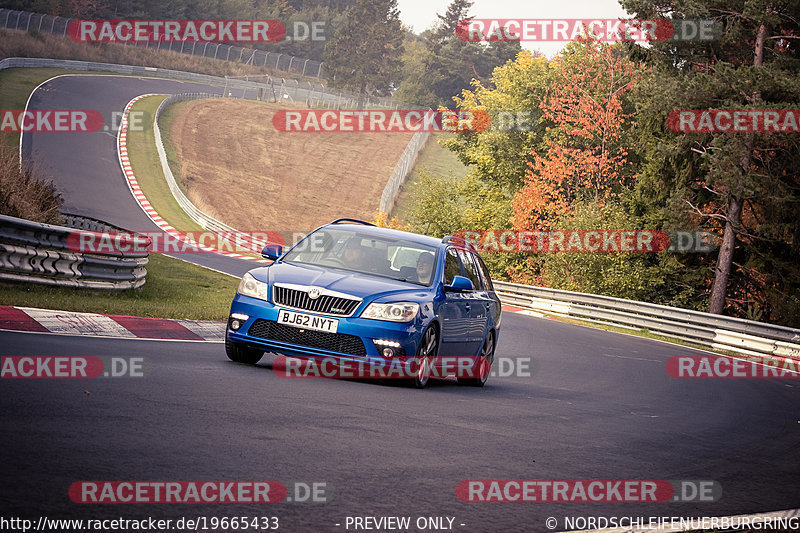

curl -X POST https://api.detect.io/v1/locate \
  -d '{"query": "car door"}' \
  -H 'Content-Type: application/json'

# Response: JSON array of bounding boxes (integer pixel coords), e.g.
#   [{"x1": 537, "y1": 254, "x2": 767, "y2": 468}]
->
[
  {"x1": 474, "y1": 252, "x2": 501, "y2": 328},
  {"x1": 457, "y1": 249, "x2": 490, "y2": 355},
  {"x1": 437, "y1": 247, "x2": 472, "y2": 357}
]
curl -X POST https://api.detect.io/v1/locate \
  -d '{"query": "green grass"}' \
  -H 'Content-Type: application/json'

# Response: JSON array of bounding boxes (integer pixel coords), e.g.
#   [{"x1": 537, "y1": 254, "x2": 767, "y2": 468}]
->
[
  {"x1": 0, "y1": 253, "x2": 238, "y2": 321},
  {"x1": 125, "y1": 95, "x2": 203, "y2": 232},
  {"x1": 390, "y1": 132, "x2": 469, "y2": 222}
]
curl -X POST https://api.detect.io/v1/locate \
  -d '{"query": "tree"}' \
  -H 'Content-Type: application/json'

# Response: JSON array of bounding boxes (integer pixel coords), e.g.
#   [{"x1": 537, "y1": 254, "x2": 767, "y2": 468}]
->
[
  {"x1": 622, "y1": 0, "x2": 800, "y2": 322},
  {"x1": 512, "y1": 39, "x2": 644, "y2": 232},
  {"x1": 323, "y1": 0, "x2": 404, "y2": 106},
  {"x1": 394, "y1": 0, "x2": 521, "y2": 109}
]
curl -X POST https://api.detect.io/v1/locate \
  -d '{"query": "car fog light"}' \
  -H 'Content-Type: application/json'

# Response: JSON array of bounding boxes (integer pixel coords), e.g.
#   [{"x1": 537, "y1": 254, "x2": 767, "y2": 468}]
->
[
  {"x1": 230, "y1": 313, "x2": 248, "y2": 331},
  {"x1": 382, "y1": 348, "x2": 394, "y2": 358}
]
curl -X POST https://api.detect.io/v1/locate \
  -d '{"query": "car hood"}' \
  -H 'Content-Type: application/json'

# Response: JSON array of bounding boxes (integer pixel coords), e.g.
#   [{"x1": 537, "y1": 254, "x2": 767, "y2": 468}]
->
[{"x1": 252, "y1": 261, "x2": 431, "y2": 302}]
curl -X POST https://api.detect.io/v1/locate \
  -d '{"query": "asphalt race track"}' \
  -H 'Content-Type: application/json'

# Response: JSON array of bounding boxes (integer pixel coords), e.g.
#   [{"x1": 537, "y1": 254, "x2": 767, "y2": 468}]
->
[
  {"x1": 3, "y1": 73, "x2": 800, "y2": 532},
  {"x1": 2, "y1": 314, "x2": 799, "y2": 531},
  {"x1": 21, "y1": 74, "x2": 262, "y2": 277}
]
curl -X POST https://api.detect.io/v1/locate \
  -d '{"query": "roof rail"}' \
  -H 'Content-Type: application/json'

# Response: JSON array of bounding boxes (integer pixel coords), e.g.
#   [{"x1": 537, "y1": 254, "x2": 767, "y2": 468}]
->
[{"x1": 328, "y1": 218, "x2": 375, "y2": 226}]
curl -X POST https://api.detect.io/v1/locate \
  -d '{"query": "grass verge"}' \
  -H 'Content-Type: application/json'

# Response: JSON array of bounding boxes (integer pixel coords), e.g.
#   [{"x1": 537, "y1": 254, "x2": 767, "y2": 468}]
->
[
  {"x1": 389, "y1": 133, "x2": 469, "y2": 222},
  {"x1": 0, "y1": 254, "x2": 238, "y2": 321},
  {"x1": 126, "y1": 95, "x2": 202, "y2": 232}
]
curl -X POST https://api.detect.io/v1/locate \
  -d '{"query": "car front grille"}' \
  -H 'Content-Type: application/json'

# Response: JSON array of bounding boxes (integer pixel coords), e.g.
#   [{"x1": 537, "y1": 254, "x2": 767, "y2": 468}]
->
[
  {"x1": 273, "y1": 285, "x2": 361, "y2": 316},
  {"x1": 248, "y1": 319, "x2": 367, "y2": 356}
]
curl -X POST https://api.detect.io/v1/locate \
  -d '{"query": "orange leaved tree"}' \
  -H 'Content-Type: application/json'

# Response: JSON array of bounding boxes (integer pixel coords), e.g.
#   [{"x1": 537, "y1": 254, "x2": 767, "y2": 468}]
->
[{"x1": 512, "y1": 38, "x2": 645, "y2": 232}]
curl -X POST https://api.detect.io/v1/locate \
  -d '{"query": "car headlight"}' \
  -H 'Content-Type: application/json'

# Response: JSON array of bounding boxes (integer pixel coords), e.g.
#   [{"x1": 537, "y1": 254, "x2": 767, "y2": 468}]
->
[
  {"x1": 362, "y1": 302, "x2": 419, "y2": 322},
  {"x1": 237, "y1": 272, "x2": 268, "y2": 301}
]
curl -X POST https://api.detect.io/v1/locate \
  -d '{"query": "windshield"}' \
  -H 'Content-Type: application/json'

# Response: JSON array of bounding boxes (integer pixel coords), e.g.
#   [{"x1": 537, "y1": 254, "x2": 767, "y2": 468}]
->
[{"x1": 283, "y1": 227, "x2": 438, "y2": 286}]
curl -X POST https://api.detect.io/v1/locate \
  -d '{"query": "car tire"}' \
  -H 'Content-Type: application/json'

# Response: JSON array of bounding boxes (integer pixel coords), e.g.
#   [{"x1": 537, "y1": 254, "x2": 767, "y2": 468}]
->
[
  {"x1": 225, "y1": 333, "x2": 264, "y2": 365},
  {"x1": 458, "y1": 331, "x2": 495, "y2": 387},
  {"x1": 409, "y1": 325, "x2": 438, "y2": 389}
]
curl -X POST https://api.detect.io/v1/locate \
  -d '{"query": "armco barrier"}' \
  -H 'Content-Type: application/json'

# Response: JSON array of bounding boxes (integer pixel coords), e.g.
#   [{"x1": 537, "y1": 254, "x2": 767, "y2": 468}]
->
[
  {"x1": 0, "y1": 56, "x2": 397, "y2": 116},
  {"x1": 0, "y1": 213, "x2": 149, "y2": 289},
  {"x1": 152, "y1": 93, "x2": 270, "y2": 257},
  {"x1": 379, "y1": 129, "x2": 430, "y2": 214},
  {"x1": 494, "y1": 281, "x2": 800, "y2": 360}
]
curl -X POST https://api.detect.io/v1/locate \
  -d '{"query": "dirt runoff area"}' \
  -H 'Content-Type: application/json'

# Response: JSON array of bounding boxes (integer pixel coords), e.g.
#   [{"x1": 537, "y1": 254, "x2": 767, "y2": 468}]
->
[{"x1": 166, "y1": 99, "x2": 416, "y2": 234}]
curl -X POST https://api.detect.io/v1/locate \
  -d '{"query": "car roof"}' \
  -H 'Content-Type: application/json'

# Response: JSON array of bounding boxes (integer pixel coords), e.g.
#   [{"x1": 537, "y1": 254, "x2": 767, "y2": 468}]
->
[{"x1": 321, "y1": 223, "x2": 445, "y2": 248}]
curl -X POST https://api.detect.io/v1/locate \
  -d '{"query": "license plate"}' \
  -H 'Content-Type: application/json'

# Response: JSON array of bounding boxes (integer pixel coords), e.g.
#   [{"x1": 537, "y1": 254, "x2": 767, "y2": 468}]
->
[{"x1": 277, "y1": 309, "x2": 338, "y2": 333}]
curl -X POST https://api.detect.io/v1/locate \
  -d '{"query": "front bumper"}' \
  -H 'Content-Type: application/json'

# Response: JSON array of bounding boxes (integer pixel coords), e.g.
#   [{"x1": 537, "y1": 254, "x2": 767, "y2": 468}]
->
[{"x1": 227, "y1": 294, "x2": 427, "y2": 368}]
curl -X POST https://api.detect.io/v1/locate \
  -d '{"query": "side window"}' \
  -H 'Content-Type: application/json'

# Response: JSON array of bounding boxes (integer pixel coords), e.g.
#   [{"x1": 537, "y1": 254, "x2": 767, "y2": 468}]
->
[
  {"x1": 444, "y1": 248, "x2": 462, "y2": 285},
  {"x1": 457, "y1": 249, "x2": 482, "y2": 290},
  {"x1": 474, "y1": 253, "x2": 494, "y2": 291}
]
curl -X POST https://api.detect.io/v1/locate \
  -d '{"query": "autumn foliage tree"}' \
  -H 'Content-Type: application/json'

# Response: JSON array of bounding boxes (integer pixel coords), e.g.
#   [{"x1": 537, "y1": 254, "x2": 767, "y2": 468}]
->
[{"x1": 512, "y1": 39, "x2": 644, "y2": 232}]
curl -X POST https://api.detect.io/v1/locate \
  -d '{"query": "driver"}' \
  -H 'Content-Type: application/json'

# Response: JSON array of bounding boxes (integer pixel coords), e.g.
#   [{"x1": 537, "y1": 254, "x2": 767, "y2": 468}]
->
[
  {"x1": 415, "y1": 252, "x2": 435, "y2": 284},
  {"x1": 342, "y1": 238, "x2": 366, "y2": 267}
]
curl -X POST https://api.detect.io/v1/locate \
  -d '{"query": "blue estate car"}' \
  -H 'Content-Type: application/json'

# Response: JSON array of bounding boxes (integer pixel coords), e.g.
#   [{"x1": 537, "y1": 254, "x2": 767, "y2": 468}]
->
[{"x1": 225, "y1": 219, "x2": 501, "y2": 388}]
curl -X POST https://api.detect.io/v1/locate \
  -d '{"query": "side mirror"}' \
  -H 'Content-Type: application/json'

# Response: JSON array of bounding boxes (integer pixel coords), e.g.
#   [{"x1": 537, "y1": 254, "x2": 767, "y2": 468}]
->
[
  {"x1": 261, "y1": 244, "x2": 283, "y2": 260},
  {"x1": 445, "y1": 275, "x2": 474, "y2": 292}
]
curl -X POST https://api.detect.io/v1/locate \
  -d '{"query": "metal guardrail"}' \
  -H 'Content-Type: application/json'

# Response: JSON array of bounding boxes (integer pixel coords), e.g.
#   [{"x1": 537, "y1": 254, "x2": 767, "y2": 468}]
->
[
  {"x1": 153, "y1": 94, "x2": 234, "y2": 233},
  {"x1": 0, "y1": 56, "x2": 396, "y2": 109},
  {"x1": 0, "y1": 213, "x2": 150, "y2": 289},
  {"x1": 0, "y1": 7, "x2": 326, "y2": 78},
  {"x1": 380, "y1": 130, "x2": 430, "y2": 214},
  {"x1": 493, "y1": 281, "x2": 800, "y2": 360},
  {"x1": 152, "y1": 93, "x2": 271, "y2": 257}
]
